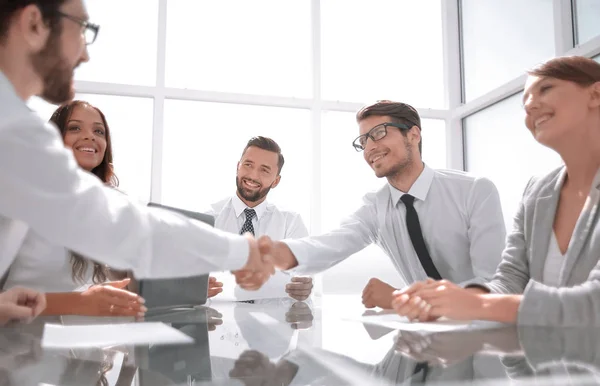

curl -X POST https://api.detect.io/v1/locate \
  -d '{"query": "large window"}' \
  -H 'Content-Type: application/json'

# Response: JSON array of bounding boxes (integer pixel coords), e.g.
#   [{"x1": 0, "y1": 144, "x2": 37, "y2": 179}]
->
[
  {"x1": 76, "y1": 0, "x2": 158, "y2": 86},
  {"x1": 574, "y1": 0, "x2": 600, "y2": 45},
  {"x1": 319, "y1": 112, "x2": 446, "y2": 293},
  {"x1": 461, "y1": 0, "x2": 555, "y2": 101},
  {"x1": 165, "y1": 0, "x2": 311, "y2": 97},
  {"x1": 161, "y1": 101, "x2": 312, "y2": 225},
  {"x1": 464, "y1": 94, "x2": 562, "y2": 229},
  {"x1": 321, "y1": 0, "x2": 445, "y2": 108}
]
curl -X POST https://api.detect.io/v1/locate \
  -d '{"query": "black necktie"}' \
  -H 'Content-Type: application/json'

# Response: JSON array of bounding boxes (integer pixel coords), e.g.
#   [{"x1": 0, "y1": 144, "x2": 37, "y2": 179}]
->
[
  {"x1": 240, "y1": 208, "x2": 256, "y2": 236},
  {"x1": 400, "y1": 194, "x2": 442, "y2": 280},
  {"x1": 401, "y1": 194, "x2": 438, "y2": 384}
]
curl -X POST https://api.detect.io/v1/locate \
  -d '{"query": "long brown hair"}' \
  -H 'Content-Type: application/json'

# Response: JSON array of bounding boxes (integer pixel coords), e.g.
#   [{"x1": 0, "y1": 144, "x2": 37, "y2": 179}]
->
[
  {"x1": 50, "y1": 100, "x2": 119, "y2": 186},
  {"x1": 49, "y1": 101, "x2": 118, "y2": 284}
]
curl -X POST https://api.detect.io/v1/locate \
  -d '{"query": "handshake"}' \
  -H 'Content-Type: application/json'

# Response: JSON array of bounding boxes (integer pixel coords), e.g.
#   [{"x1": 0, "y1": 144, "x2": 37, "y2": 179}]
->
[{"x1": 233, "y1": 234, "x2": 296, "y2": 290}]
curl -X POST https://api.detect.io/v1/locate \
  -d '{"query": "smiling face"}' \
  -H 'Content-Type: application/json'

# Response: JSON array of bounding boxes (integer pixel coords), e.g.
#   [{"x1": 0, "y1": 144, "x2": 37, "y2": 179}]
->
[
  {"x1": 236, "y1": 146, "x2": 281, "y2": 205},
  {"x1": 358, "y1": 115, "x2": 418, "y2": 179},
  {"x1": 523, "y1": 75, "x2": 598, "y2": 149},
  {"x1": 62, "y1": 104, "x2": 108, "y2": 171}
]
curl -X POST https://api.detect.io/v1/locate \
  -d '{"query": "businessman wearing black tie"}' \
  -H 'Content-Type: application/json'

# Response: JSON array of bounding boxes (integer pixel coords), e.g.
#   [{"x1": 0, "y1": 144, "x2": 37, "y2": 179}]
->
[{"x1": 235, "y1": 101, "x2": 507, "y2": 316}]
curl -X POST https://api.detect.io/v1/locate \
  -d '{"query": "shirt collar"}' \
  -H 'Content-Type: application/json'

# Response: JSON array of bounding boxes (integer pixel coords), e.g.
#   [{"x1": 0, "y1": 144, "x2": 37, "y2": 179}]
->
[
  {"x1": 232, "y1": 194, "x2": 268, "y2": 220},
  {"x1": 1, "y1": 70, "x2": 39, "y2": 114},
  {"x1": 0, "y1": 70, "x2": 22, "y2": 103},
  {"x1": 389, "y1": 164, "x2": 435, "y2": 206},
  {"x1": 0, "y1": 70, "x2": 10, "y2": 90}
]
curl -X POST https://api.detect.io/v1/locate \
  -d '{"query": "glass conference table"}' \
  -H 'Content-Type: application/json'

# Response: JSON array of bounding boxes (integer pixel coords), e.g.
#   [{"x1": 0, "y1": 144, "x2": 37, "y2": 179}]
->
[{"x1": 1, "y1": 295, "x2": 599, "y2": 385}]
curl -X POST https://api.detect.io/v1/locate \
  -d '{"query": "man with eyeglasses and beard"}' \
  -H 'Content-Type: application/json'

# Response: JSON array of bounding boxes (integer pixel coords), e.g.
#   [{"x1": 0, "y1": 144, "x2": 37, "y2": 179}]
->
[
  {"x1": 0, "y1": 0, "x2": 274, "y2": 323},
  {"x1": 207, "y1": 136, "x2": 313, "y2": 304},
  {"x1": 237, "y1": 100, "x2": 507, "y2": 321}
]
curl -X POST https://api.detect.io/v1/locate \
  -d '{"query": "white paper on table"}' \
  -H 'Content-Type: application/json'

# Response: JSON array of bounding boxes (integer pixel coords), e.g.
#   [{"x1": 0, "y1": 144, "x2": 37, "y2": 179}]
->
[
  {"x1": 344, "y1": 311, "x2": 505, "y2": 332},
  {"x1": 41, "y1": 322, "x2": 194, "y2": 349}
]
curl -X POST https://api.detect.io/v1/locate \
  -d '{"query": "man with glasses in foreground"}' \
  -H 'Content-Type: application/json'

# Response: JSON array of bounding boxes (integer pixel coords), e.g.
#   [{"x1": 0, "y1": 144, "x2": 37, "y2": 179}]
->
[
  {"x1": 237, "y1": 100, "x2": 507, "y2": 317},
  {"x1": 0, "y1": 0, "x2": 273, "y2": 323}
]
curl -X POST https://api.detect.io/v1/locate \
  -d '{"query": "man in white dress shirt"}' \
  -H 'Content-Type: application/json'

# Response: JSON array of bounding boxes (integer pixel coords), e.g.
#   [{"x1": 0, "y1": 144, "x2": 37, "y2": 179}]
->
[
  {"x1": 238, "y1": 100, "x2": 507, "y2": 310},
  {"x1": 0, "y1": 0, "x2": 273, "y2": 322},
  {"x1": 208, "y1": 136, "x2": 313, "y2": 302}
]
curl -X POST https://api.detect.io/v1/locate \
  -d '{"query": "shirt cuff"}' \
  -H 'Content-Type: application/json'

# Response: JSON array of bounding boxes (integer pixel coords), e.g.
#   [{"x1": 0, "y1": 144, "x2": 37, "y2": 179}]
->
[{"x1": 222, "y1": 234, "x2": 250, "y2": 271}]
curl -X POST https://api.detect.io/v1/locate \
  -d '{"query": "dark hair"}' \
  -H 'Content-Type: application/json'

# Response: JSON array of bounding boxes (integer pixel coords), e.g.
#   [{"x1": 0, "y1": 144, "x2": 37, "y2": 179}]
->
[
  {"x1": 356, "y1": 100, "x2": 423, "y2": 154},
  {"x1": 241, "y1": 136, "x2": 285, "y2": 174},
  {"x1": 50, "y1": 100, "x2": 119, "y2": 186},
  {"x1": 49, "y1": 100, "x2": 117, "y2": 284},
  {"x1": 528, "y1": 56, "x2": 600, "y2": 86},
  {"x1": 0, "y1": 0, "x2": 66, "y2": 43}
]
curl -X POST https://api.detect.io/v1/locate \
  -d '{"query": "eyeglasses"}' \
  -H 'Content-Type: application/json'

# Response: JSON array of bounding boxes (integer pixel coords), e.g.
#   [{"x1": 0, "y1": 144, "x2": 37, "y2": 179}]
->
[
  {"x1": 352, "y1": 122, "x2": 412, "y2": 152},
  {"x1": 56, "y1": 11, "x2": 100, "y2": 45}
]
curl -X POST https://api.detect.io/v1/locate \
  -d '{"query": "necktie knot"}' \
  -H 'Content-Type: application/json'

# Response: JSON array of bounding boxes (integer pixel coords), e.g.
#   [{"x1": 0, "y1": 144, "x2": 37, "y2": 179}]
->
[
  {"x1": 244, "y1": 208, "x2": 256, "y2": 221},
  {"x1": 400, "y1": 194, "x2": 415, "y2": 207}
]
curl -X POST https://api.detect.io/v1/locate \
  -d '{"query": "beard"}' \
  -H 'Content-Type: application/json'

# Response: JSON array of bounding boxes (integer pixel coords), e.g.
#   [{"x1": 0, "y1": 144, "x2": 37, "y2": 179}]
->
[
  {"x1": 236, "y1": 176, "x2": 272, "y2": 203},
  {"x1": 378, "y1": 137, "x2": 414, "y2": 179},
  {"x1": 31, "y1": 30, "x2": 77, "y2": 104}
]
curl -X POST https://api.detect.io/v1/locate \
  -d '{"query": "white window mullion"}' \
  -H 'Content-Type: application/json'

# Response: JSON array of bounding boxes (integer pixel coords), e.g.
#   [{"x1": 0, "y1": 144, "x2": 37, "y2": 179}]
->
[
  {"x1": 554, "y1": 0, "x2": 574, "y2": 55},
  {"x1": 442, "y1": 0, "x2": 464, "y2": 170},
  {"x1": 311, "y1": 0, "x2": 324, "y2": 303},
  {"x1": 150, "y1": 0, "x2": 168, "y2": 203}
]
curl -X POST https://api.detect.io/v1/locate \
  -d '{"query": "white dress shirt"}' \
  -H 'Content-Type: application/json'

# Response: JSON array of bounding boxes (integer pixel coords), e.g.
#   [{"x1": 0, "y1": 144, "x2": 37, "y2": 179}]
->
[
  {"x1": 542, "y1": 233, "x2": 566, "y2": 288},
  {"x1": 209, "y1": 195, "x2": 309, "y2": 301},
  {"x1": 285, "y1": 165, "x2": 507, "y2": 286},
  {"x1": 0, "y1": 70, "x2": 249, "y2": 278}
]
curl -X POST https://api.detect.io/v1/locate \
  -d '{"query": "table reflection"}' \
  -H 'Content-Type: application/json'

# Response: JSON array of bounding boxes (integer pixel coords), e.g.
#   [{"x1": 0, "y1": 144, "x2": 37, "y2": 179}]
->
[{"x1": 2, "y1": 297, "x2": 600, "y2": 385}]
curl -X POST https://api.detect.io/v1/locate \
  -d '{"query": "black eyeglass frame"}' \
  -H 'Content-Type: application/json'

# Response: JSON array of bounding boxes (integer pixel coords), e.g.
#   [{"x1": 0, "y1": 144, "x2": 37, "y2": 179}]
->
[
  {"x1": 352, "y1": 122, "x2": 414, "y2": 152},
  {"x1": 56, "y1": 11, "x2": 100, "y2": 45}
]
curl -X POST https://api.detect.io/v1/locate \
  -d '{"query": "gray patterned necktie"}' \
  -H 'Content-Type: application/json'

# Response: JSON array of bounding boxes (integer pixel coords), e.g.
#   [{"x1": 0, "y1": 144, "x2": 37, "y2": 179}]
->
[{"x1": 240, "y1": 208, "x2": 256, "y2": 236}]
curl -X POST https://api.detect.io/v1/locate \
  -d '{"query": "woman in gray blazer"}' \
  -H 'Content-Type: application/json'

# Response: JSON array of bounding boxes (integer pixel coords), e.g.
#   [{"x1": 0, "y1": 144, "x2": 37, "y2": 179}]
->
[{"x1": 391, "y1": 55, "x2": 600, "y2": 326}]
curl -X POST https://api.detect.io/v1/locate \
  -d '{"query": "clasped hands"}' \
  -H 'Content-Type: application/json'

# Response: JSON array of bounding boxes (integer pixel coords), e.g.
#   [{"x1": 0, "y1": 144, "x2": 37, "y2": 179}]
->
[
  {"x1": 361, "y1": 277, "x2": 490, "y2": 322},
  {"x1": 232, "y1": 234, "x2": 277, "y2": 290},
  {"x1": 391, "y1": 279, "x2": 487, "y2": 322}
]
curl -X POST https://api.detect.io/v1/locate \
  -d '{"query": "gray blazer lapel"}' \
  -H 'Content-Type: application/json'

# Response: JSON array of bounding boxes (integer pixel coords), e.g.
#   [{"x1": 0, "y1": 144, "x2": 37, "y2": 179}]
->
[
  {"x1": 560, "y1": 177, "x2": 600, "y2": 285},
  {"x1": 530, "y1": 171, "x2": 563, "y2": 282}
]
